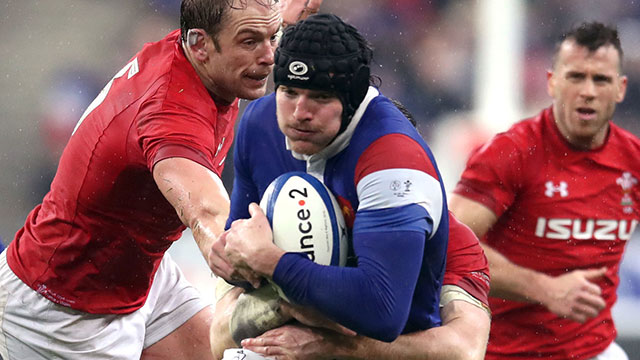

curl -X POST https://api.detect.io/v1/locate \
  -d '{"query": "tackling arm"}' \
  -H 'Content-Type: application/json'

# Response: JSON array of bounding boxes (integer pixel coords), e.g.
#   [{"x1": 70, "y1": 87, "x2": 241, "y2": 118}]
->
[
  {"x1": 153, "y1": 157, "x2": 233, "y2": 277},
  {"x1": 241, "y1": 289, "x2": 490, "y2": 360}
]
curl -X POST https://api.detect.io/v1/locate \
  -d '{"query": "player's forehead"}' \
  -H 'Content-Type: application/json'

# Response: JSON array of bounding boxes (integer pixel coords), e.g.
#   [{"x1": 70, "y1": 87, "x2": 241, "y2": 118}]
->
[
  {"x1": 555, "y1": 40, "x2": 622, "y2": 73},
  {"x1": 222, "y1": 0, "x2": 281, "y2": 37}
]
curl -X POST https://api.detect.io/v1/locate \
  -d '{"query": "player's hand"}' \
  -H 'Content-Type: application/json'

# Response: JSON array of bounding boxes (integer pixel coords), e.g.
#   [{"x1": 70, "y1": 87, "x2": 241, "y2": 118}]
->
[
  {"x1": 280, "y1": 302, "x2": 356, "y2": 337},
  {"x1": 279, "y1": 0, "x2": 322, "y2": 27},
  {"x1": 208, "y1": 230, "x2": 261, "y2": 287},
  {"x1": 225, "y1": 203, "x2": 285, "y2": 283},
  {"x1": 208, "y1": 230, "x2": 236, "y2": 280},
  {"x1": 241, "y1": 324, "x2": 346, "y2": 360},
  {"x1": 541, "y1": 267, "x2": 607, "y2": 323}
]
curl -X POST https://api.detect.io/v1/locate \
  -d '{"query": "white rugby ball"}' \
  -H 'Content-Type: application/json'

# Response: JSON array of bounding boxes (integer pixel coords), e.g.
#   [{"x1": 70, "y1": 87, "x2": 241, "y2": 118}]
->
[{"x1": 260, "y1": 172, "x2": 348, "y2": 267}]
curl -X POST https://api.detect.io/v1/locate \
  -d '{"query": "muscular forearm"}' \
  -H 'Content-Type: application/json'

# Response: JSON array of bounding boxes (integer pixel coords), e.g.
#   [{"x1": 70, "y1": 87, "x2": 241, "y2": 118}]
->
[
  {"x1": 191, "y1": 214, "x2": 228, "y2": 263},
  {"x1": 211, "y1": 286, "x2": 244, "y2": 359},
  {"x1": 337, "y1": 300, "x2": 489, "y2": 360},
  {"x1": 481, "y1": 243, "x2": 548, "y2": 303},
  {"x1": 153, "y1": 157, "x2": 230, "y2": 263}
]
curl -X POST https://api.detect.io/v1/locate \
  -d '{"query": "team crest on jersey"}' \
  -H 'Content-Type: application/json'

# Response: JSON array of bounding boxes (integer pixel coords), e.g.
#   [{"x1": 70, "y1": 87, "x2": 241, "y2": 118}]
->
[
  {"x1": 336, "y1": 194, "x2": 355, "y2": 229},
  {"x1": 544, "y1": 181, "x2": 568, "y2": 198},
  {"x1": 616, "y1": 172, "x2": 637, "y2": 214},
  {"x1": 390, "y1": 179, "x2": 413, "y2": 198}
]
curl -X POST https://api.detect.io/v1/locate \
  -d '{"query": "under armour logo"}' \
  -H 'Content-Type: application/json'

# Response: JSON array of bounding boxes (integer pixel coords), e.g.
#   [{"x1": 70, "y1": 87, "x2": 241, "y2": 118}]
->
[{"x1": 545, "y1": 181, "x2": 568, "y2": 198}]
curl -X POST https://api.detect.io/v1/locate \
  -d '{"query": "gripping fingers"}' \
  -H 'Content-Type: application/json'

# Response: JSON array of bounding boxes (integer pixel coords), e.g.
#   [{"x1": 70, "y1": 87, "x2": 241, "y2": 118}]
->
[{"x1": 566, "y1": 291, "x2": 606, "y2": 322}]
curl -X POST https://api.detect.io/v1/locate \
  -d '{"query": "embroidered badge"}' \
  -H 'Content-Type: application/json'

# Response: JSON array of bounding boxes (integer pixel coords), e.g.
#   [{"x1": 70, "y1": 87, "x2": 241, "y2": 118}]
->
[{"x1": 616, "y1": 172, "x2": 637, "y2": 214}]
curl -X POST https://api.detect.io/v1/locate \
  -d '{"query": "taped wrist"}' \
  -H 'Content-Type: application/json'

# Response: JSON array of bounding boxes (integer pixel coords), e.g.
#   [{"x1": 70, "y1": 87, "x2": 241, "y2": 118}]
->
[
  {"x1": 440, "y1": 284, "x2": 491, "y2": 317},
  {"x1": 229, "y1": 283, "x2": 292, "y2": 345}
]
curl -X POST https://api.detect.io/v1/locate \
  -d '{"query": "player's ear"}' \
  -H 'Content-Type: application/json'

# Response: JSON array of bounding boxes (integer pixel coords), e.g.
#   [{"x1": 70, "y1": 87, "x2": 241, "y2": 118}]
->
[
  {"x1": 185, "y1": 28, "x2": 209, "y2": 61},
  {"x1": 546, "y1": 70, "x2": 555, "y2": 98},
  {"x1": 616, "y1": 75, "x2": 628, "y2": 103}
]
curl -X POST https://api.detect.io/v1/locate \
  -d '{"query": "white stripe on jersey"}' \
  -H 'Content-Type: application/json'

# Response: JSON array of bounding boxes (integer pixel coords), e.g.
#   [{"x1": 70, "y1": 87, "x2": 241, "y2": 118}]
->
[{"x1": 356, "y1": 168, "x2": 443, "y2": 238}]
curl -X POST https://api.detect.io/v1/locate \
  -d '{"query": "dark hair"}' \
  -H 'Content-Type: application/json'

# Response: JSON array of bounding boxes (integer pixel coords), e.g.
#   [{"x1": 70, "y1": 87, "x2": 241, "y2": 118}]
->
[
  {"x1": 274, "y1": 13, "x2": 373, "y2": 134},
  {"x1": 180, "y1": 0, "x2": 276, "y2": 50},
  {"x1": 553, "y1": 22, "x2": 623, "y2": 69},
  {"x1": 390, "y1": 99, "x2": 417, "y2": 127}
]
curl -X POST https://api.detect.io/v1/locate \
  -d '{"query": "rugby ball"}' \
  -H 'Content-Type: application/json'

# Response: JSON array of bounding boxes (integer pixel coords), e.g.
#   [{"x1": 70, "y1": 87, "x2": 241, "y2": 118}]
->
[{"x1": 259, "y1": 172, "x2": 348, "y2": 267}]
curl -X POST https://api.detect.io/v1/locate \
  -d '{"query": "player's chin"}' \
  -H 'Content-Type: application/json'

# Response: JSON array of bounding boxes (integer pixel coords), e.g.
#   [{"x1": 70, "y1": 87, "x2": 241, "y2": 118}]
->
[
  {"x1": 288, "y1": 139, "x2": 320, "y2": 155},
  {"x1": 238, "y1": 76, "x2": 270, "y2": 100},
  {"x1": 238, "y1": 84, "x2": 268, "y2": 100}
]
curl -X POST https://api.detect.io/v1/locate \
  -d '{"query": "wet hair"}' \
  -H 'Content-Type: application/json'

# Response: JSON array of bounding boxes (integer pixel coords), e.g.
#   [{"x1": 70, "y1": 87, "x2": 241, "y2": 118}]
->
[
  {"x1": 274, "y1": 13, "x2": 373, "y2": 134},
  {"x1": 553, "y1": 22, "x2": 623, "y2": 69},
  {"x1": 180, "y1": 0, "x2": 276, "y2": 50}
]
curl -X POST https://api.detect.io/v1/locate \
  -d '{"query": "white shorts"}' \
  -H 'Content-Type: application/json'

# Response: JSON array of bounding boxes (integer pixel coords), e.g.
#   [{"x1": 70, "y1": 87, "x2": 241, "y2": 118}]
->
[
  {"x1": 0, "y1": 250, "x2": 210, "y2": 360},
  {"x1": 223, "y1": 348, "x2": 273, "y2": 360},
  {"x1": 589, "y1": 341, "x2": 628, "y2": 360}
]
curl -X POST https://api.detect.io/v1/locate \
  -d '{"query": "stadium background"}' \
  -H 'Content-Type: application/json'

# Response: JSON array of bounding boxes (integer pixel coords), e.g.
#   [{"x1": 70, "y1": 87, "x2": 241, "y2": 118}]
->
[{"x1": 1, "y1": 0, "x2": 639, "y2": 356}]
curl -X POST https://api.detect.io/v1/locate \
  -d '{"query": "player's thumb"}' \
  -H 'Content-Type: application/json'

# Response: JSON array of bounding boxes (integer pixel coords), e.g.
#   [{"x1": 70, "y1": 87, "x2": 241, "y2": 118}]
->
[{"x1": 248, "y1": 202, "x2": 266, "y2": 219}]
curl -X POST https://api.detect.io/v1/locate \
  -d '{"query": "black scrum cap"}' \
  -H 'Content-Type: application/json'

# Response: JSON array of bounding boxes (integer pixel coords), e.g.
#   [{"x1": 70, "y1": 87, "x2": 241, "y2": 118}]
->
[{"x1": 274, "y1": 14, "x2": 371, "y2": 133}]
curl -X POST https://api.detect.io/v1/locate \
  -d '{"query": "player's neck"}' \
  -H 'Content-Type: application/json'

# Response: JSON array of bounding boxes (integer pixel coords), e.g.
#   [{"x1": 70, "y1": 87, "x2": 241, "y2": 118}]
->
[{"x1": 181, "y1": 41, "x2": 235, "y2": 107}]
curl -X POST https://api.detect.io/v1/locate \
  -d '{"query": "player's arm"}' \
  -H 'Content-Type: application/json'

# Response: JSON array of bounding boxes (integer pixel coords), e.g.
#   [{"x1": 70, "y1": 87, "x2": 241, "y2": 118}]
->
[
  {"x1": 210, "y1": 281, "x2": 245, "y2": 359},
  {"x1": 279, "y1": 0, "x2": 323, "y2": 26},
  {"x1": 449, "y1": 193, "x2": 606, "y2": 323},
  {"x1": 224, "y1": 203, "x2": 428, "y2": 341},
  {"x1": 153, "y1": 157, "x2": 237, "y2": 280},
  {"x1": 241, "y1": 211, "x2": 490, "y2": 359},
  {"x1": 351, "y1": 297, "x2": 489, "y2": 360},
  {"x1": 241, "y1": 287, "x2": 489, "y2": 360}
]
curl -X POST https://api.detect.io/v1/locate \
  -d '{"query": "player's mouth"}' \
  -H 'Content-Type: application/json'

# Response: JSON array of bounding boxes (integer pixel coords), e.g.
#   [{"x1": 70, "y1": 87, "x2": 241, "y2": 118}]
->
[
  {"x1": 576, "y1": 107, "x2": 596, "y2": 121},
  {"x1": 245, "y1": 72, "x2": 270, "y2": 86},
  {"x1": 288, "y1": 126, "x2": 317, "y2": 139}
]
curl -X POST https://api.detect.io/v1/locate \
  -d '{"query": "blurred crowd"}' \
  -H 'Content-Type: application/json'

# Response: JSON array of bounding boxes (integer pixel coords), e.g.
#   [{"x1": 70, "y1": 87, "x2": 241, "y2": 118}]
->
[
  {"x1": 1, "y1": 0, "x2": 640, "y2": 344},
  {"x1": 9, "y1": 0, "x2": 640, "y2": 200}
]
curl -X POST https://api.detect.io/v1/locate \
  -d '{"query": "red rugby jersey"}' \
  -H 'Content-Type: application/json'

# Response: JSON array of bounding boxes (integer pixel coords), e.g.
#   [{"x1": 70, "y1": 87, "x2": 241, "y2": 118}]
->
[
  {"x1": 454, "y1": 107, "x2": 640, "y2": 359},
  {"x1": 7, "y1": 30, "x2": 237, "y2": 314},
  {"x1": 444, "y1": 212, "x2": 490, "y2": 307}
]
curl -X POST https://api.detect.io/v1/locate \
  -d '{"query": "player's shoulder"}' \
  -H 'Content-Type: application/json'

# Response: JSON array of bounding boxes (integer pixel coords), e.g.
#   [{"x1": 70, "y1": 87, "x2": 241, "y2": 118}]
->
[
  {"x1": 478, "y1": 108, "x2": 547, "y2": 158},
  {"x1": 242, "y1": 93, "x2": 277, "y2": 121},
  {"x1": 610, "y1": 122, "x2": 640, "y2": 151},
  {"x1": 237, "y1": 93, "x2": 277, "y2": 135},
  {"x1": 506, "y1": 109, "x2": 546, "y2": 145},
  {"x1": 235, "y1": 93, "x2": 280, "y2": 156},
  {"x1": 355, "y1": 94, "x2": 425, "y2": 145},
  {"x1": 135, "y1": 30, "x2": 182, "y2": 78}
]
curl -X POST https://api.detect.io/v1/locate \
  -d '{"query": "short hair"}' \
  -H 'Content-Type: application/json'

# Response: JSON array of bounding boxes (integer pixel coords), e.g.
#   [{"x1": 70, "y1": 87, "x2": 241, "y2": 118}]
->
[
  {"x1": 553, "y1": 22, "x2": 623, "y2": 69},
  {"x1": 180, "y1": 0, "x2": 276, "y2": 50}
]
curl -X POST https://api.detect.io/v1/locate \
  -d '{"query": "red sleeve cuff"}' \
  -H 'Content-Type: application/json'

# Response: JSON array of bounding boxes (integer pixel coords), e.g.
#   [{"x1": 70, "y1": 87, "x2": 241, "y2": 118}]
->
[
  {"x1": 453, "y1": 179, "x2": 505, "y2": 217},
  {"x1": 152, "y1": 144, "x2": 219, "y2": 177}
]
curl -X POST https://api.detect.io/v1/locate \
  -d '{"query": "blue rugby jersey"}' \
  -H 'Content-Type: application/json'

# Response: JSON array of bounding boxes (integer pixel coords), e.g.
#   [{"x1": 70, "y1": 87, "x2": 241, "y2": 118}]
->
[{"x1": 227, "y1": 87, "x2": 448, "y2": 341}]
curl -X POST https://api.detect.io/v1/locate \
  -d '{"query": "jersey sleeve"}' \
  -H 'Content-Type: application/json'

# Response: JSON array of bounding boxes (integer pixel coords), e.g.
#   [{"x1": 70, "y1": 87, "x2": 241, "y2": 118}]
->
[
  {"x1": 273, "y1": 134, "x2": 448, "y2": 341},
  {"x1": 137, "y1": 92, "x2": 220, "y2": 176},
  {"x1": 354, "y1": 133, "x2": 444, "y2": 234},
  {"x1": 444, "y1": 211, "x2": 490, "y2": 307},
  {"x1": 453, "y1": 133, "x2": 523, "y2": 217}
]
